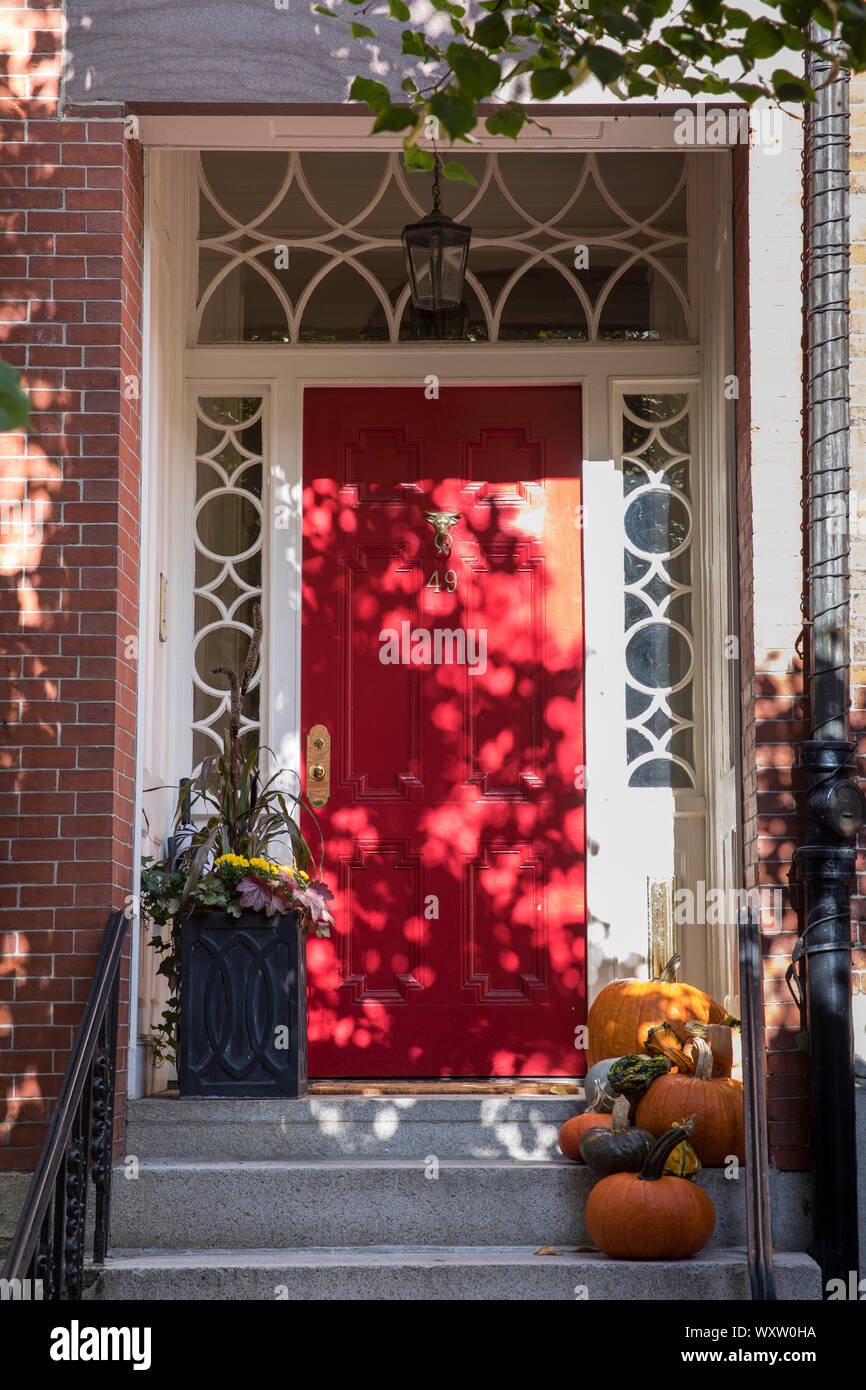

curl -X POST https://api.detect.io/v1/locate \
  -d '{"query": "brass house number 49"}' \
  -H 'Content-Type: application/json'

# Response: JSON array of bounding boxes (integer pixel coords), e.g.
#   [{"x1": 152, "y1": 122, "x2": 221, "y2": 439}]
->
[{"x1": 426, "y1": 569, "x2": 458, "y2": 593}]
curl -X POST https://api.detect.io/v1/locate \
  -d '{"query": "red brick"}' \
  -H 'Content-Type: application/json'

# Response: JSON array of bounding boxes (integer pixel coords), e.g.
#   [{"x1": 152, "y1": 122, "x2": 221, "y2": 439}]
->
[{"x1": 1, "y1": 105, "x2": 141, "y2": 1165}]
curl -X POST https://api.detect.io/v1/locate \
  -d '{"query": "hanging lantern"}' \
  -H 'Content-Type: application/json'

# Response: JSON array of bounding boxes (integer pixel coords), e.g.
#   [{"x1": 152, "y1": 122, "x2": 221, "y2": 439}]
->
[{"x1": 402, "y1": 154, "x2": 471, "y2": 311}]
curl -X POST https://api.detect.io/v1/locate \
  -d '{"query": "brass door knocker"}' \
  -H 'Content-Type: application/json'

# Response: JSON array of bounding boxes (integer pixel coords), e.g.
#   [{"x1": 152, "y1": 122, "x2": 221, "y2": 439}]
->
[{"x1": 425, "y1": 511, "x2": 460, "y2": 556}]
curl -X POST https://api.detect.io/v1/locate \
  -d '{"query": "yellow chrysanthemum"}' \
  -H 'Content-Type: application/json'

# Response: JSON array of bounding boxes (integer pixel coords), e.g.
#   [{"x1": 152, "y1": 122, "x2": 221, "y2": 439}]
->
[
  {"x1": 214, "y1": 854, "x2": 250, "y2": 868},
  {"x1": 275, "y1": 863, "x2": 308, "y2": 881},
  {"x1": 249, "y1": 856, "x2": 281, "y2": 874}
]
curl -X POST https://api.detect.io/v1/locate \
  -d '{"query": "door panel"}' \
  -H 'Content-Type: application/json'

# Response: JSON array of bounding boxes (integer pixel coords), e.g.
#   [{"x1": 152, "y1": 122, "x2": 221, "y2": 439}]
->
[{"x1": 302, "y1": 386, "x2": 585, "y2": 1076}]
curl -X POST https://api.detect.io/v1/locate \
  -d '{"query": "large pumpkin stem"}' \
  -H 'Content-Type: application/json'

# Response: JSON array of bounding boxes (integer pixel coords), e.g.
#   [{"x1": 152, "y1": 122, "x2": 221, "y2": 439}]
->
[
  {"x1": 610, "y1": 1094, "x2": 631, "y2": 1133},
  {"x1": 686, "y1": 1018, "x2": 741, "y2": 1039},
  {"x1": 639, "y1": 1115, "x2": 697, "y2": 1181},
  {"x1": 688, "y1": 1036, "x2": 715, "y2": 1081},
  {"x1": 656, "y1": 953, "x2": 681, "y2": 983}
]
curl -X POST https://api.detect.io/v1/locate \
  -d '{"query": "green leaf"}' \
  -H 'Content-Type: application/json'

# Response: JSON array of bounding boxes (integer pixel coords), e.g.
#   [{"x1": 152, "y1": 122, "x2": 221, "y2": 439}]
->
[
  {"x1": 601, "y1": 6, "x2": 645, "y2": 42},
  {"x1": 372, "y1": 104, "x2": 420, "y2": 133},
  {"x1": 351, "y1": 23, "x2": 377, "y2": 38},
  {"x1": 722, "y1": 7, "x2": 754, "y2": 24},
  {"x1": 446, "y1": 42, "x2": 501, "y2": 98},
  {"x1": 348, "y1": 76, "x2": 391, "y2": 113},
  {"x1": 636, "y1": 41, "x2": 676, "y2": 68},
  {"x1": 404, "y1": 144, "x2": 436, "y2": 171},
  {"x1": 484, "y1": 105, "x2": 526, "y2": 139},
  {"x1": 0, "y1": 361, "x2": 29, "y2": 433},
  {"x1": 440, "y1": 159, "x2": 477, "y2": 184},
  {"x1": 661, "y1": 25, "x2": 709, "y2": 59},
  {"x1": 743, "y1": 18, "x2": 784, "y2": 59},
  {"x1": 701, "y1": 74, "x2": 733, "y2": 94},
  {"x1": 777, "y1": 0, "x2": 816, "y2": 22},
  {"x1": 632, "y1": 1, "x2": 657, "y2": 27},
  {"x1": 313, "y1": 5, "x2": 339, "y2": 16},
  {"x1": 771, "y1": 68, "x2": 813, "y2": 102},
  {"x1": 626, "y1": 73, "x2": 659, "y2": 97},
  {"x1": 402, "y1": 30, "x2": 427, "y2": 57},
  {"x1": 388, "y1": 0, "x2": 411, "y2": 18},
  {"x1": 429, "y1": 88, "x2": 478, "y2": 139},
  {"x1": 731, "y1": 82, "x2": 767, "y2": 103},
  {"x1": 689, "y1": 0, "x2": 724, "y2": 21},
  {"x1": 473, "y1": 11, "x2": 509, "y2": 49},
  {"x1": 530, "y1": 66, "x2": 571, "y2": 99},
  {"x1": 584, "y1": 45, "x2": 627, "y2": 84}
]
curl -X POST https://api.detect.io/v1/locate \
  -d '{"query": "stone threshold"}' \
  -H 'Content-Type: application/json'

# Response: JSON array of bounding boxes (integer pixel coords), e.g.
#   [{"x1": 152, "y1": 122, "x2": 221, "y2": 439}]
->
[{"x1": 151, "y1": 1080, "x2": 584, "y2": 1098}]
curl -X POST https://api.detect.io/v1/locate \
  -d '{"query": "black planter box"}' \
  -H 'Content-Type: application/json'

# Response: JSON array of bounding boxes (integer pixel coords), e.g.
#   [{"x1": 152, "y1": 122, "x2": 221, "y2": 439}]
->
[{"x1": 178, "y1": 910, "x2": 307, "y2": 1097}]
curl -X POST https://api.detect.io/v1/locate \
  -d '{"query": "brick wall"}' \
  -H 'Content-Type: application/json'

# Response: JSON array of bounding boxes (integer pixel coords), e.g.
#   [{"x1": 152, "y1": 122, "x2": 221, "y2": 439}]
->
[
  {"x1": 0, "y1": 3, "x2": 142, "y2": 1169},
  {"x1": 733, "y1": 120, "x2": 812, "y2": 1168}
]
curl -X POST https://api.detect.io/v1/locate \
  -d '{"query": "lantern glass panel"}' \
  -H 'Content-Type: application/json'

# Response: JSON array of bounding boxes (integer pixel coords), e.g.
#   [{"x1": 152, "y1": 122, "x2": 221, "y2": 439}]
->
[{"x1": 403, "y1": 215, "x2": 470, "y2": 310}]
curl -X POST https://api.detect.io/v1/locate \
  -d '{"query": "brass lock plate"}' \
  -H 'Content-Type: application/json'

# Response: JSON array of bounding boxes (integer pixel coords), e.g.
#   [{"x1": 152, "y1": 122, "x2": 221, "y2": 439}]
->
[{"x1": 306, "y1": 724, "x2": 331, "y2": 808}]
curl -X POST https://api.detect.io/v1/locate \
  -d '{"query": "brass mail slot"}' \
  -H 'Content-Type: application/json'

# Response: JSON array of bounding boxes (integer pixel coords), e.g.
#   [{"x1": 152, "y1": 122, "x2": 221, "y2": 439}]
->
[{"x1": 306, "y1": 724, "x2": 331, "y2": 808}]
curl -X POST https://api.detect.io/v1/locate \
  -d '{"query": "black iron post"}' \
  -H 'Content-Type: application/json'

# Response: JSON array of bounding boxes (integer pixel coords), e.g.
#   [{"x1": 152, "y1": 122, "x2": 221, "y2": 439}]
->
[
  {"x1": 793, "y1": 28, "x2": 863, "y2": 1291},
  {"x1": 738, "y1": 907, "x2": 777, "y2": 1300}
]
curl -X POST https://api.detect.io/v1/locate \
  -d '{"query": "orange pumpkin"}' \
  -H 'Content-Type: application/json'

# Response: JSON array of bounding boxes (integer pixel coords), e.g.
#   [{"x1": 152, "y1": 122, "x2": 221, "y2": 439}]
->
[
  {"x1": 586, "y1": 954, "x2": 727, "y2": 1067},
  {"x1": 634, "y1": 1038, "x2": 744, "y2": 1166},
  {"x1": 585, "y1": 1117, "x2": 716, "y2": 1260},
  {"x1": 558, "y1": 1111, "x2": 613, "y2": 1160}
]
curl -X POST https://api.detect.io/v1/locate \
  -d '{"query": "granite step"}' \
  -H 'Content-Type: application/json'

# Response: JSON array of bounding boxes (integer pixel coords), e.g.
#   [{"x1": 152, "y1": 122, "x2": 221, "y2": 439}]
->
[
  {"x1": 124, "y1": 1095, "x2": 580, "y2": 1161},
  {"x1": 85, "y1": 1246, "x2": 822, "y2": 1301},
  {"x1": 108, "y1": 1155, "x2": 812, "y2": 1252}
]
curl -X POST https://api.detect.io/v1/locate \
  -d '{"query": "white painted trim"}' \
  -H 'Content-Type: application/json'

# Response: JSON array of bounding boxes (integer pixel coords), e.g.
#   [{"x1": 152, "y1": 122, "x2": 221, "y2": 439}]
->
[
  {"x1": 138, "y1": 114, "x2": 744, "y2": 154},
  {"x1": 693, "y1": 152, "x2": 740, "y2": 1007},
  {"x1": 187, "y1": 343, "x2": 702, "y2": 379},
  {"x1": 127, "y1": 148, "x2": 152, "y2": 1100}
]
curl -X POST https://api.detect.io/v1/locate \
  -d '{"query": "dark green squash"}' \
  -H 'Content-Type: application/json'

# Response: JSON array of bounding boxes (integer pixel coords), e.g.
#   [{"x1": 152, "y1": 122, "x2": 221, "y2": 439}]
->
[{"x1": 579, "y1": 1095, "x2": 655, "y2": 1175}]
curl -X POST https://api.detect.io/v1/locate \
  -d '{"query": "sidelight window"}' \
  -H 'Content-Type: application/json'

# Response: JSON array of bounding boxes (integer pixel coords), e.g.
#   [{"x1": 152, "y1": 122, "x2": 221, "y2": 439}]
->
[
  {"x1": 191, "y1": 395, "x2": 265, "y2": 766},
  {"x1": 621, "y1": 392, "x2": 696, "y2": 788}
]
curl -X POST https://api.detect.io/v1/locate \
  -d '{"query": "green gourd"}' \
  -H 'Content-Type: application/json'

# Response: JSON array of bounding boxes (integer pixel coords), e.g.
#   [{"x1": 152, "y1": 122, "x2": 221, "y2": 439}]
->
[
  {"x1": 579, "y1": 1096, "x2": 655, "y2": 1175},
  {"x1": 607, "y1": 1053, "x2": 671, "y2": 1097}
]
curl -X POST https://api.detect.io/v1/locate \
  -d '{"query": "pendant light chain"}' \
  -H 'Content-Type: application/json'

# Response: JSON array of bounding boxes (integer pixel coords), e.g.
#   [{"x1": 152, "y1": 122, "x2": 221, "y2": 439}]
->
[{"x1": 431, "y1": 150, "x2": 441, "y2": 212}]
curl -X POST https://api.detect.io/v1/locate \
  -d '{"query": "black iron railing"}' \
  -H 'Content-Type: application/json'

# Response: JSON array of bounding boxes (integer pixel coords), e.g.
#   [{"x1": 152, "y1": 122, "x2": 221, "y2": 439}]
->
[{"x1": 1, "y1": 909, "x2": 128, "y2": 1300}]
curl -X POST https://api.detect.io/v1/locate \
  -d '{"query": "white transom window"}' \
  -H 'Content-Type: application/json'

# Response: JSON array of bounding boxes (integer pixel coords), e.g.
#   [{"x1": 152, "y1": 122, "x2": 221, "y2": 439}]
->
[{"x1": 196, "y1": 150, "x2": 691, "y2": 345}]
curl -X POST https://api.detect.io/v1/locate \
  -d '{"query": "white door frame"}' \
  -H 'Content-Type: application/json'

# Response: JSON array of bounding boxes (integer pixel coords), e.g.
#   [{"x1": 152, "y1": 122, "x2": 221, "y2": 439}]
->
[{"x1": 130, "y1": 140, "x2": 736, "y2": 1092}]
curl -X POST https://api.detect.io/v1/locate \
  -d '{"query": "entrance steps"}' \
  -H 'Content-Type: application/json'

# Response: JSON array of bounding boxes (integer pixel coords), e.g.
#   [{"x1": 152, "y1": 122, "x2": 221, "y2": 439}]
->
[{"x1": 85, "y1": 1095, "x2": 822, "y2": 1301}]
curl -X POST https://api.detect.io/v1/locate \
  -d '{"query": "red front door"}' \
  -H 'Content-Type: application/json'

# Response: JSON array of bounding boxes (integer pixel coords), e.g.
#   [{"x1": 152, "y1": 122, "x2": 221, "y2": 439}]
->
[{"x1": 302, "y1": 386, "x2": 585, "y2": 1076}]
